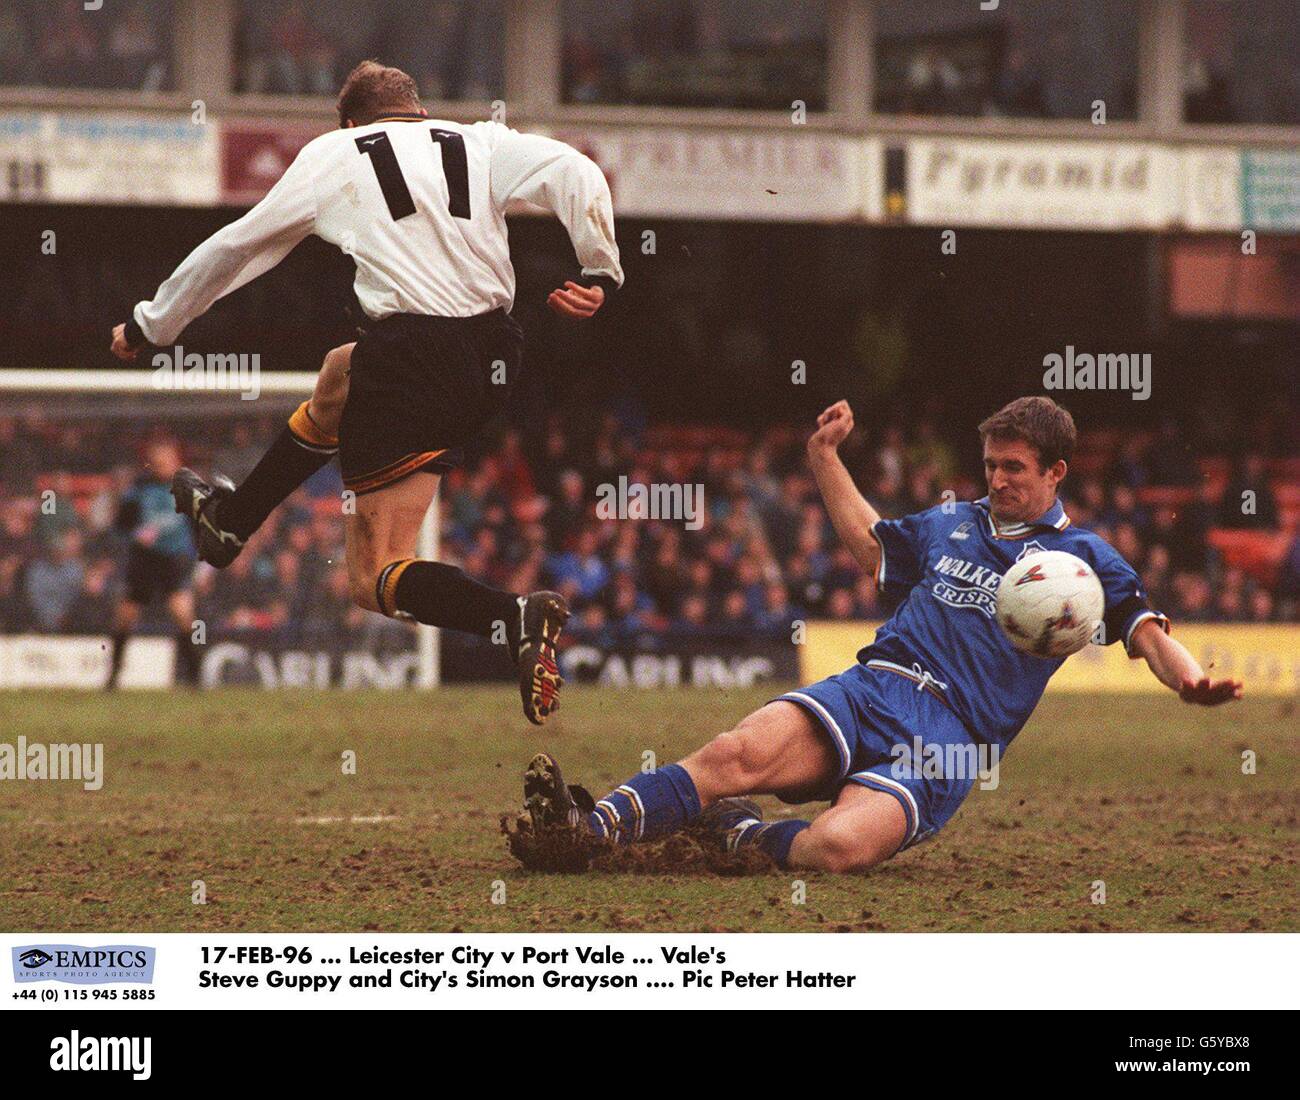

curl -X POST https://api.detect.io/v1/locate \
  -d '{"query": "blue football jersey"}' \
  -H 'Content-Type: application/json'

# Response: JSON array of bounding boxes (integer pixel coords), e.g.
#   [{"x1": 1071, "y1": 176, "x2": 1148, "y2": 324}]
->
[
  {"x1": 863, "y1": 496, "x2": 1167, "y2": 750},
  {"x1": 117, "y1": 477, "x2": 196, "y2": 558}
]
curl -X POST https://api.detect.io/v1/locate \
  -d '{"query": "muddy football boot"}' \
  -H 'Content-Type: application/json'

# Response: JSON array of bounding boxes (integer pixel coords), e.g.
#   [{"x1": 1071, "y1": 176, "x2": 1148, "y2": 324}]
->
[
  {"x1": 172, "y1": 467, "x2": 244, "y2": 568},
  {"x1": 523, "y1": 752, "x2": 593, "y2": 831},
  {"x1": 693, "y1": 797, "x2": 764, "y2": 854},
  {"x1": 514, "y1": 591, "x2": 569, "y2": 725}
]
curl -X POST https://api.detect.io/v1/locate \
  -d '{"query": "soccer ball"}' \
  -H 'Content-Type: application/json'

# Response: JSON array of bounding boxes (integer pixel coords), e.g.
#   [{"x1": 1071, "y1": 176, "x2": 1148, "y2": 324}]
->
[{"x1": 995, "y1": 550, "x2": 1104, "y2": 659}]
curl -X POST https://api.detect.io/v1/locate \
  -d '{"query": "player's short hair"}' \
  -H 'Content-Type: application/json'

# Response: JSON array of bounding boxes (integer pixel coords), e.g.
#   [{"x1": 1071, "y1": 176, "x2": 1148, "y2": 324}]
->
[
  {"x1": 978, "y1": 396, "x2": 1076, "y2": 470},
  {"x1": 336, "y1": 61, "x2": 421, "y2": 127}
]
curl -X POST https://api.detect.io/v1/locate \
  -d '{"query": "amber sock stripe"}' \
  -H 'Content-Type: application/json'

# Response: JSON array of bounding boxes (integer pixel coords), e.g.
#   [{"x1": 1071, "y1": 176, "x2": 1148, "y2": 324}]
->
[
  {"x1": 376, "y1": 558, "x2": 417, "y2": 617},
  {"x1": 288, "y1": 400, "x2": 338, "y2": 453}
]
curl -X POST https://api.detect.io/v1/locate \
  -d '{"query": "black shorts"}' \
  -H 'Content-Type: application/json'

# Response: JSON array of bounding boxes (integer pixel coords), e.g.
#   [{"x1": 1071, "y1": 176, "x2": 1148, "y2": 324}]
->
[
  {"x1": 125, "y1": 546, "x2": 193, "y2": 605},
  {"x1": 339, "y1": 309, "x2": 524, "y2": 495}
]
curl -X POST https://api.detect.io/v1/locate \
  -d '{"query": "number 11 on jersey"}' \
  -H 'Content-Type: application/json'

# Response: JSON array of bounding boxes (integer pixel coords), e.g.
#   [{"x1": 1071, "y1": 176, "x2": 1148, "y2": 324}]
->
[{"x1": 355, "y1": 128, "x2": 470, "y2": 222}]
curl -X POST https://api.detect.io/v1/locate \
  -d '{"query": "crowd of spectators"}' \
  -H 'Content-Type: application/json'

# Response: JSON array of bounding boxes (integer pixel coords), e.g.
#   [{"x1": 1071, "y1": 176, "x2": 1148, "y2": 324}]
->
[
  {"x1": 0, "y1": 0, "x2": 172, "y2": 90},
  {"x1": 873, "y1": 0, "x2": 1139, "y2": 120},
  {"x1": 1, "y1": 405, "x2": 1295, "y2": 652},
  {"x1": 233, "y1": 0, "x2": 503, "y2": 100},
  {"x1": 1183, "y1": 0, "x2": 1300, "y2": 126},
  {"x1": 562, "y1": 0, "x2": 827, "y2": 110},
  {"x1": 0, "y1": 409, "x2": 382, "y2": 648}
]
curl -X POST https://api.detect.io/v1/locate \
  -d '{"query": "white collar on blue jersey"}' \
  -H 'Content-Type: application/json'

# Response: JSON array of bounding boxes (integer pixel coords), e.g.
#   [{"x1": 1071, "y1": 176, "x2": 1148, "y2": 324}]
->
[{"x1": 973, "y1": 496, "x2": 1070, "y2": 539}]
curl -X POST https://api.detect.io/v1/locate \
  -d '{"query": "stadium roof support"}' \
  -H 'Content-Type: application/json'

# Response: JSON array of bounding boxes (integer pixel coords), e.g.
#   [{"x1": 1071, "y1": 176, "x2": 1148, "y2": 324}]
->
[
  {"x1": 175, "y1": 0, "x2": 235, "y2": 104},
  {"x1": 827, "y1": 0, "x2": 874, "y2": 121},
  {"x1": 505, "y1": 0, "x2": 562, "y2": 111},
  {"x1": 1138, "y1": 0, "x2": 1185, "y2": 132}
]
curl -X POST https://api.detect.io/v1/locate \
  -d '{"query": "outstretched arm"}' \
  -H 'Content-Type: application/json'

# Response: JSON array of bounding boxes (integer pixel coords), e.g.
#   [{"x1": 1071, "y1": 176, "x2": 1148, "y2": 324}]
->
[
  {"x1": 806, "y1": 401, "x2": 882, "y2": 575},
  {"x1": 111, "y1": 150, "x2": 317, "y2": 358},
  {"x1": 1129, "y1": 619, "x2": 1243, "y2": 705}
]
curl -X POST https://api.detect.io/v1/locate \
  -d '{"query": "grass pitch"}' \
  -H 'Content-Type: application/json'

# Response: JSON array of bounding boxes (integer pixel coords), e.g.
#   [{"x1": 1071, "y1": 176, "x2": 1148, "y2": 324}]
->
[{"x1": 0, "y1": 686, "x2": 1294, "y2": 933}]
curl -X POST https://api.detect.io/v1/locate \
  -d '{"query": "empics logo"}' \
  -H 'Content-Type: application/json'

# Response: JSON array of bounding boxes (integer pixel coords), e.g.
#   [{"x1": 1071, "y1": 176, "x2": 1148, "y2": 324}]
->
[
  {"x1": 50, "y1": 1032, "x2": 152, "y2": 1081},
  {"x1": 12, "y1": 945, "x2": 156, "y2": 985}
]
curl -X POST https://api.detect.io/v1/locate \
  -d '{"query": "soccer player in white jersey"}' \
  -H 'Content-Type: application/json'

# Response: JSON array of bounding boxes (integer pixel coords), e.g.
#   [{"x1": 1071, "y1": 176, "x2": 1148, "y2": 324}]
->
[{"x1": 111, "y1": 61, "x2": 623, "y2": 724}]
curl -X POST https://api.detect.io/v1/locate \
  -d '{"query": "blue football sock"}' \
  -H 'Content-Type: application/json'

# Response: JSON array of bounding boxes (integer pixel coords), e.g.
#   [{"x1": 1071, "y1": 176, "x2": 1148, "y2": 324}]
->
[
  {"x1": 587, "y1": 763, "x2": 701, "y2": 845},
  {"x1": 735, "y1": 819, "x2": 810, "y2": 869}
]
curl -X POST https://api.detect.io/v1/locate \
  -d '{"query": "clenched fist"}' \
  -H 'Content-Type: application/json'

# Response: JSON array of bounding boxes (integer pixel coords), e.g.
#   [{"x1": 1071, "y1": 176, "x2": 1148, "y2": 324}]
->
[
  {"x1": 807, "y1": 400, "x2": 855, "y2": 455},
  {"x1": 110, "y1": 322, "x2": 139, "y2": 361}
]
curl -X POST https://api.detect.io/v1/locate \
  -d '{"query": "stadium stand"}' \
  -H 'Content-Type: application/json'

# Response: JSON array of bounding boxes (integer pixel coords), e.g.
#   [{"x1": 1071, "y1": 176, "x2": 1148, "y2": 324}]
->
[
  {"x1": 0, "y1": 0, "x2": 174, "y2": 90},
  {"x1": 1, "y1": 404, "x2": 1294, "y2": 647}
]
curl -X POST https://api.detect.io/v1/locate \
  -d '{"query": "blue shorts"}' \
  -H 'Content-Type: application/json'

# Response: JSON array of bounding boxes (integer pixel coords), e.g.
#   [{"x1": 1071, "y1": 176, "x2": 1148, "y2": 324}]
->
[{"x1": 775, "y1": 659, "x2": 985, "y2": 850}]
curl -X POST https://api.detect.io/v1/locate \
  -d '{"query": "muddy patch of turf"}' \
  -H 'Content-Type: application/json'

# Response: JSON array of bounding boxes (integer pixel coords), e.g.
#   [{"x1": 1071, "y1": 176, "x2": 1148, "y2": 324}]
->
[
  {"x1": 0, "y1": 687, "x2": 1292, "y2": 931},
  {"x1": 502, "y1": 815, "x2": 774, "y2": 875},
  {"x1": 589, "y1": 833, "x2": 775, "y2": 876}
]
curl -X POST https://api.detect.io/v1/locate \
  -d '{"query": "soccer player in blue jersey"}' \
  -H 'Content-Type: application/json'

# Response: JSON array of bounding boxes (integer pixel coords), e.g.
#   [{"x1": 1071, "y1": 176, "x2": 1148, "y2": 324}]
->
[
  {"x1": 511, "y1": 396, "x2": 1243, "y2": 873},
  {"x1": 106, "y1": 440, "x2": 201, "y2": 690}
]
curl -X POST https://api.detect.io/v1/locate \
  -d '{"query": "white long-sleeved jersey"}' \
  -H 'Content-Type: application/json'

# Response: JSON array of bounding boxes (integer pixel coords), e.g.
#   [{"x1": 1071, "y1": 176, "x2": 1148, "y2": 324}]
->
[{"x1": 132, "y1": 116, "x2": 623, "y2": 347}]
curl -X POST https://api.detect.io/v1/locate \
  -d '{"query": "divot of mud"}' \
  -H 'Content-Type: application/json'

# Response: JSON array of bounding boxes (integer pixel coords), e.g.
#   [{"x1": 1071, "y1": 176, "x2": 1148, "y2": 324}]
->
[{"x1": 501, "y1": 816, "x2": 774, "y2": 875}]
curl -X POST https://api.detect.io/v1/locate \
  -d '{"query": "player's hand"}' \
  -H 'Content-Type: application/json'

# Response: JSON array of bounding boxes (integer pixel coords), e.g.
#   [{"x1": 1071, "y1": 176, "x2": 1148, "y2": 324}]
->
[
  {"x1": 1178, "y1": 675, "x2": 1243, "y2": 706},
  {"x1": 546, "y1": 281, "x2": 604, "y2": 319},
  {"x1": 110, "y1": 323, "x2": 139, "y2": 361},
  {"x1": 808, "y1": 400, "x2": 855, "y2": 454}
]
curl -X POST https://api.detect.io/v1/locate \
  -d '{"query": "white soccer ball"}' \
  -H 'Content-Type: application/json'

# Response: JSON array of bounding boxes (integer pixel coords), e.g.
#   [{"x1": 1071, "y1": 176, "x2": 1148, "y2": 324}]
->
[{"x1": 995, "y1": 549, "x2": 1104, "y2": 659}]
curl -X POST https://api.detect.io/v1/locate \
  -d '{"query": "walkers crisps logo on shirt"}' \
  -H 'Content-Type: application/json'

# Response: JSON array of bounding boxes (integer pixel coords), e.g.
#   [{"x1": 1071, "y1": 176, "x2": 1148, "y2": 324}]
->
[{"x1": 930, "y1": 554, "x2": 1002, "y2": 617}]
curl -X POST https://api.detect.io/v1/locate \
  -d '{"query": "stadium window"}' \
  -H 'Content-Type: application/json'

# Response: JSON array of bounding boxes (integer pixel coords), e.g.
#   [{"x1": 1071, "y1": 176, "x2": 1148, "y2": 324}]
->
[
  {"x1": 561, "y1": 0, "x2": 828, "y2": 110},
  {"x1": 1184, "y1": 0, "x2": 1299, "y2": 126},
  {"x1": 873, "y1": 0, "x2": 1138, "y2": 121},
  {"x1": 0, "y1": 0, "x2": 174, "y2": 91},
  {"x1": 233, "y1": 0, "x2": 504, "y2": 101}
]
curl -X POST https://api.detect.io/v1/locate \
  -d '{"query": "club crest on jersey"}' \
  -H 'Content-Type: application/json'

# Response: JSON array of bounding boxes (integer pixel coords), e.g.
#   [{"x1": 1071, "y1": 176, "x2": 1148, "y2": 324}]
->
[
  {"x1": 1014, "y1": 540, "x2": 1047, "y2": 562},
  {"x1": 948, "y1": 522, "x2": 972, "y2": 541}
]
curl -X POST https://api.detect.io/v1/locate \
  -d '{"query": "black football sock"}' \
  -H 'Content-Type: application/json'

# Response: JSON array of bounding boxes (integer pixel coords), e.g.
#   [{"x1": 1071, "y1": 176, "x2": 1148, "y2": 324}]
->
[
  {"x1": 174, "y1": 631, "x2": 201, "y2": 685},
  {"x1": 381, "y1": 559, "x2": 520, "y2": 641},
  {"x1": 106, "y1": 631, "x2": 128, "y2": 688},
  {"x1": 219, "y1": 401, "x2": 337, "y2": 541}
]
